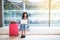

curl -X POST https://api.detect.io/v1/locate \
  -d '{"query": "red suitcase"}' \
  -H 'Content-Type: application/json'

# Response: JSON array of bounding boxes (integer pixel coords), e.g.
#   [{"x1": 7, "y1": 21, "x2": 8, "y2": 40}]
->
[{"x1": 9, "y1": 21, "x2": 19, "y2": 36}]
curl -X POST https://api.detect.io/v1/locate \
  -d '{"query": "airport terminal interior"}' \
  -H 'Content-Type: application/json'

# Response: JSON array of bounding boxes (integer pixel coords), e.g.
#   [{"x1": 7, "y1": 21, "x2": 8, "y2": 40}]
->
[{"x1": 0, "y1": 0, "x2": 60, "y2": 40}]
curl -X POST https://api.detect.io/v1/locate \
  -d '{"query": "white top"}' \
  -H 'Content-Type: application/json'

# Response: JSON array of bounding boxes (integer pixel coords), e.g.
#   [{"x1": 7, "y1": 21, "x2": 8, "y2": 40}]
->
[{"x1": 20, "y1": 19, "x2": 28, "y2": 24}]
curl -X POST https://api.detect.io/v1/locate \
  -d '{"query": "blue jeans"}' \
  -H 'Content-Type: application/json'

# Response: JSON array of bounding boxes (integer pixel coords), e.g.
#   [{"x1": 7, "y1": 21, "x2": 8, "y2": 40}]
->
[{"x1": 20, "y1": 24, "x2": 29, "y2": 31}]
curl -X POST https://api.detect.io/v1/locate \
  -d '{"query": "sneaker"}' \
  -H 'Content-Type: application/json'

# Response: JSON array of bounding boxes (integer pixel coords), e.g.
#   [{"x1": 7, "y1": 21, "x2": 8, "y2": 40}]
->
[{"x1": 21, "y1": 35, "x2": 26, "y2": 38}]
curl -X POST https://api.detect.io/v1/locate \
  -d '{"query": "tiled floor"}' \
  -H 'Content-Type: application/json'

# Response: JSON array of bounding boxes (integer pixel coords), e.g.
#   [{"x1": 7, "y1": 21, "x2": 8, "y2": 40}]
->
[
  {"x1": 0, "y1": 35, "x2": 60, "y2": 40},
  {"x1": 0, "y1": 27, "x2": 60, "y2": 40},
  {"x1": 0, "y1": 27, "x2": 60, "y2": 35}
]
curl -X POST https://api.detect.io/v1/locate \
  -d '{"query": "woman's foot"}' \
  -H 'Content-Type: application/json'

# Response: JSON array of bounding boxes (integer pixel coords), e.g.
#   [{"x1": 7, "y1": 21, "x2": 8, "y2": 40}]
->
[{"x1": 21, "y1": 35, "x2": 26, "y2": 38}]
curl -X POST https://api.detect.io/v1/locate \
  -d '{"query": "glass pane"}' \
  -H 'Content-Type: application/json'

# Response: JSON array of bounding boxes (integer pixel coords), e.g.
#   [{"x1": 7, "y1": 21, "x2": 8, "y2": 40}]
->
[
  {"x1": 4, "y1": 0, "x2": 23, "y2": 10},
  {"x1": 50, "y1": 0, "x2": 60, "y2": 27},
  {"x1": 4, "y1": 10, "x2": 16, "y2": 18},
  {"x1": 25, "y1": 0, "x2": 49, "y2": 27},
  {"x1": 27, "y1": 10, "x2": 49, "y2": 27},
  {"x1": 28, "y1": 0, "x2": 49, "y2": 2},
  {"x1": 25, "y1": 2, "x2": 49, "y2": 10},
  {"x1": 4, "y1": 11, "x2": 24, "y2": 26},
  {"x1": 16, "y1": 11, "x2": 23, "y2": 18},
  {"x1": 7, "y1": 0, "x2": 22, "y2": 2},
  {"x1": 4, "y1": 19, "x2": 10, "y2": 26}
]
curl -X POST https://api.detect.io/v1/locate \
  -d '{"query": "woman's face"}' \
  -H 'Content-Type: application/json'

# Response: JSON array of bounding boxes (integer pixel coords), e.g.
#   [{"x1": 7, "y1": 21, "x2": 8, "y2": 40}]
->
[{"x1": 24, "y1": 13, "x2": 27, "y2": 18}]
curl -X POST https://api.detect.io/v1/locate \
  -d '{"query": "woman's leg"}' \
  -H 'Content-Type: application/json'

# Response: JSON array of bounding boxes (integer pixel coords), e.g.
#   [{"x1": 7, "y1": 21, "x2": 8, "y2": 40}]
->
[
  {"x1": 21, "y1": 30, "x2": 26, "y2": 35},
  {"x1": 21, "y1": 31, "x2": 24, "y2": 35},
  {"x1": 24, "y1": 30, "x2": 26, "y2": 35},
  {"x1": 21, "y1": 30, "x2": 23, "y2": 35},
  {"x1": 21, "y1": 31, "x2": 24, "y2": 38},
  {"x1": 21, "y1": 31, "x2": 26, "y2": 38},
  {"x1": 23, "y1": 30, "x2": 26, "y2": 37}
]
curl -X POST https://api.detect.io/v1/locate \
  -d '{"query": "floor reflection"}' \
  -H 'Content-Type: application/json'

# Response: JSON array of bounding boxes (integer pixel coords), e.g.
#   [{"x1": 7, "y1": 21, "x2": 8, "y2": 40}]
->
[{"x1": 0, "y1": 35, "x2": 60, "y2": 40}]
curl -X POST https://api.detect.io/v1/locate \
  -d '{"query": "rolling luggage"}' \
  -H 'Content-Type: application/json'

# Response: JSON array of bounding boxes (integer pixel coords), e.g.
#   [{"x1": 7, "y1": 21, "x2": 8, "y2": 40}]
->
[{"x1": 9, "y1": 21, "x2": 19, "y2": 36}]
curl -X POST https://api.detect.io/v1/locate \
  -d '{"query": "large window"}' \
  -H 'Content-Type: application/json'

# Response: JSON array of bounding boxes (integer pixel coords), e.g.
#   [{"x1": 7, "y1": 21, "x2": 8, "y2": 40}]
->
[
  {"x1": 50, "y1": 0, "x2": 60, "y2": 27},
  {"x1": 2, "y1": 0, "x2": 60, "y2": 27}
]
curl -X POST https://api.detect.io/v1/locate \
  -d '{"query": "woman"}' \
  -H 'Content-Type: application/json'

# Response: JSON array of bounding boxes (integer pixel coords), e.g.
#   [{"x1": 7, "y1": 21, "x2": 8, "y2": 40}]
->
[{"x1": 20, "y1": 12, "x2": 29, "y2": 38}]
